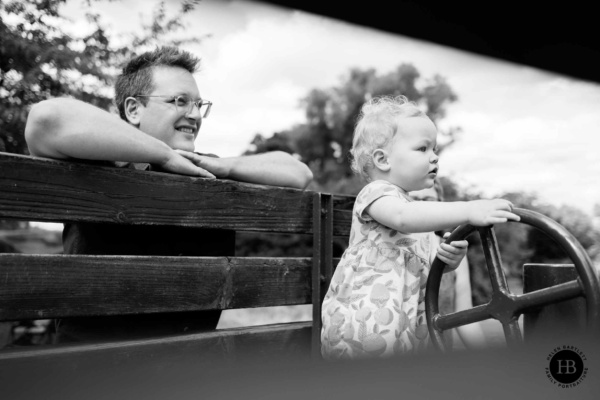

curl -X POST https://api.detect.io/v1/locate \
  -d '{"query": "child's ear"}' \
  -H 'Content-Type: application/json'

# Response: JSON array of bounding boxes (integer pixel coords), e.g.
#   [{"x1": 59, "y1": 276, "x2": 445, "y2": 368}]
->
[
  {"x1": 372, "y1": 149, "x2": 390, "y2": 172},
  {"x1": 124, "y1": 97, "x2": 142, "y2": 126}
]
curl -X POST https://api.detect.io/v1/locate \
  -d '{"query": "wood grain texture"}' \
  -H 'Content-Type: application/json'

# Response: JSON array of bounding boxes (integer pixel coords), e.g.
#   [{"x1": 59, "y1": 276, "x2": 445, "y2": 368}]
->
[
  {"x1": 0, "y1": 254, "x2": 312, "y2": 320},
  {"x1": 0, "y1": 152, "x2": 314, "y2": 233},
  {"x1": 333, "y1": 209, "x2": 352, "y2": 237},
  {"x1": 333, "y1": 194, "x2": 354, "y2": 237}
]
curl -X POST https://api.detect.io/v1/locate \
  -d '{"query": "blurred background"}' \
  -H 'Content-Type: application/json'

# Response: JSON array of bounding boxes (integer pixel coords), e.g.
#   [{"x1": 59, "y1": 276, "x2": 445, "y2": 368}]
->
[{"x1": 1, "y1": 0, "x2": 599, "y2": 347}]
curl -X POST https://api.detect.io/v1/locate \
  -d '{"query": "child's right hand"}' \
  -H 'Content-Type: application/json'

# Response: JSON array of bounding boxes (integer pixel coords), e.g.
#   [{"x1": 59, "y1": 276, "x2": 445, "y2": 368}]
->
[{"x1": 467, "y1": 199, "x2": 520, "y2": 226}]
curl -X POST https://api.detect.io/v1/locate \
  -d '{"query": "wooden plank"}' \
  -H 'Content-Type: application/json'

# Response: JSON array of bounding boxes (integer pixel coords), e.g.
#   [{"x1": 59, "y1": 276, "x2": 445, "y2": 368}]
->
[
  {"x1": 312, "y1": 193, "x2": 334, "y2": 358},
  {"x1": 311, "y1": 193, "x2": 323, "y2": 357},
  {"x1": 333, "y1": 193, "x2": 354, "y2": 237},
  {"x1": 0, "y1": 322, "x2": 311, "y2": 370},
  {"x1": 333, "y1": 210, "x2": 352, "y2": 237},
  {"x1": 0, "y1": 254, "x2": 312, "y2": 320},
  {"x1": 0, "y1": 152, "x2": 313, "y2": 233},
  {"x1": 332, "y1": 194, "x2": 356, "y2": 211}
]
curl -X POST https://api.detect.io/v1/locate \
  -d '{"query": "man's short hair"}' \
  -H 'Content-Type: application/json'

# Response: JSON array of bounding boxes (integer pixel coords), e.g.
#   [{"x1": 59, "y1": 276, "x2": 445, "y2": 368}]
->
[{"x1": 114, "y1": 46, "x2": 201, "y2": 120}]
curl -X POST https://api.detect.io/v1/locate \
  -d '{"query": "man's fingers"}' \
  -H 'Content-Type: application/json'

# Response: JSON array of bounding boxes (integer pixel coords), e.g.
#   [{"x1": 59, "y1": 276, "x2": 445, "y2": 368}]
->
[
  {"x1": 195, "y1": 167, "x2": 216, "y2": 179},
  {"x1": 175, "y1": 149, "x2": 196, "y2": 160},
  {"x1": 172, "y1": 150, "x2": 216, "y2": 178}
]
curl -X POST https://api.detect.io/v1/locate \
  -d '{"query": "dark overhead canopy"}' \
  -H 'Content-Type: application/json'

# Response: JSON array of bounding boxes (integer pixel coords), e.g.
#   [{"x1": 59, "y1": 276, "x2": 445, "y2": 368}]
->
[{"x1": 263, "y1": 1, "x2": 600, "y2": 84}]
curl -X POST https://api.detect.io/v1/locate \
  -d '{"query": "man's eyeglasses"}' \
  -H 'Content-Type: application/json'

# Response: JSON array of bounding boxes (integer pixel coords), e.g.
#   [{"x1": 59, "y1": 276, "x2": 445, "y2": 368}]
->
[{"x1": 135, "y1": 95, "x2": 212, "y2": 118}]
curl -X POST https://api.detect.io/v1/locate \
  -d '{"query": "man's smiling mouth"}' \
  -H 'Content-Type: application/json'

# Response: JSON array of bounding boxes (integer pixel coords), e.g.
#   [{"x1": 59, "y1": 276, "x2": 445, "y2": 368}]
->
[{"x1": 176, "y1": 126, "x2": 195, "y2": 134}]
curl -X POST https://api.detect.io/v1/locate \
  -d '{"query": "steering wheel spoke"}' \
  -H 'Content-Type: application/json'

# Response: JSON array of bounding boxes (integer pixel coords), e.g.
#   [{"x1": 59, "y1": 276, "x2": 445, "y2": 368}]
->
[
  {"x1": 478, "y1": 226, "x2": 511, "y2": 294},
  {"x1": 513, "y1": 279, "x2": 584, "y2": 314},
  {"x1": 502, "y1": 320, "x2": 523, "y2": 347},
  {"x1": 435, "y1": 304, "x2": 490, "y2": 331}
]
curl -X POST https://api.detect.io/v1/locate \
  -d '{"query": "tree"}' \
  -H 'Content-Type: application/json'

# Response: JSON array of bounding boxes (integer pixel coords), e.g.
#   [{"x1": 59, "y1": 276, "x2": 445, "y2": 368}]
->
[
  {"x1": 0, "y1": 0, "x2": 203, "y2": 155},
  {"x1": 244, "y1": 64, "x2": 460, "y2": 194}
]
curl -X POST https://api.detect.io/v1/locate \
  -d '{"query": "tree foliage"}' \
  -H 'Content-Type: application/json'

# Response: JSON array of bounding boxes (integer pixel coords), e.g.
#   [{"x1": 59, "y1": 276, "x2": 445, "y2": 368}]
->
[
  {"x1": 0, "y1": 0, "x2": 202, "y2": 155},
  {"x1": 245, "y1": 64, "x2": 460, "y2": 194}
]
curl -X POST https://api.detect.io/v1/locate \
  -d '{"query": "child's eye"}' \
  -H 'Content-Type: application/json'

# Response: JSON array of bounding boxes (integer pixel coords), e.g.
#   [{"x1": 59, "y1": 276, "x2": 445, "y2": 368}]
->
[
  {"x1": 417, "y1": 147, "x2": 427, "y2": 152},
  {"x1": 433, "y1": 146, "x2": 439, "y2": 154}
]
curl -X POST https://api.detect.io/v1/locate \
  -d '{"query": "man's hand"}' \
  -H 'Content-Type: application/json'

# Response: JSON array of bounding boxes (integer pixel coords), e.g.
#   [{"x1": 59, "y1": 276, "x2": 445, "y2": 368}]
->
[
  {"x1": 467, "y1": 199, "x2": 520, "y2": 226},
  {"x1": 436, "y1": 232, "x2": 468, "y2": 271},
  {"x1": 161, "y1": 150, "x2": 216, "y2": 178},
  {"x1": 175, "y1": 150, "x2": 231, "y2": 178},
  {"x1": 176, "y1": 149, "x2": 312, "y2": 189}
]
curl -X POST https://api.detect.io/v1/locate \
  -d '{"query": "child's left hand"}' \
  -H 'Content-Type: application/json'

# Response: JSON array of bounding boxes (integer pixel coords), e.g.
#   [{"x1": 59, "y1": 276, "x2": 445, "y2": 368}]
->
[{"x1": 436, "y1": 232, "x2": 468, "y2": 271}]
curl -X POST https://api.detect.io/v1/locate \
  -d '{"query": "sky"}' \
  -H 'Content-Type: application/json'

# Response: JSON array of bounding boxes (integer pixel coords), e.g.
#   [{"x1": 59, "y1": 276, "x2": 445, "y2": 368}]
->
[{"x1": 59, "y1": 0, "x2": 600, "y2": 216}]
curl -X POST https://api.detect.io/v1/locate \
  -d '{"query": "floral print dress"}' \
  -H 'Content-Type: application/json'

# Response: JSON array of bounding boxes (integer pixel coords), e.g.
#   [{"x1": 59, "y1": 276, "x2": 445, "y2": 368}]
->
[{"x1": 321, "y1": 180, "x2": 434, "y2": 359}]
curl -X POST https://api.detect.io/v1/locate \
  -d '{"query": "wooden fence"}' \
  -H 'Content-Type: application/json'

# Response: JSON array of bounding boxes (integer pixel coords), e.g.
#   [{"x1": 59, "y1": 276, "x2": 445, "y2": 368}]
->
[{"x1": 0, "y1": 151, "x2": 355, "y2": 370}]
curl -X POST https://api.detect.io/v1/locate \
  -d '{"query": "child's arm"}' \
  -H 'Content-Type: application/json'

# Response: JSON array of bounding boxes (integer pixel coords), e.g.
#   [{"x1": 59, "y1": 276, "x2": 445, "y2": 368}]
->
[{"x1": 366, "y1": 196, "x2": 520, "y2": 234}]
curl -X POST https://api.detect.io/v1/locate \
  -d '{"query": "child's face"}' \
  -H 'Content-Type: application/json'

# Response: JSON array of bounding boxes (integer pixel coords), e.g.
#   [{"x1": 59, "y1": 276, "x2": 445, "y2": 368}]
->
[{"x1": 386, "y1": 116, "x2": 439, "y2": 192}]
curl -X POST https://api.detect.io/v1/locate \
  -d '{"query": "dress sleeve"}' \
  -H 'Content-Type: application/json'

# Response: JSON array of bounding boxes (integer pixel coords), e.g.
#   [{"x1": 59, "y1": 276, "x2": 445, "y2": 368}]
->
[{"x1": 354, "y1": 180, "x2": 408, "y2": 222}]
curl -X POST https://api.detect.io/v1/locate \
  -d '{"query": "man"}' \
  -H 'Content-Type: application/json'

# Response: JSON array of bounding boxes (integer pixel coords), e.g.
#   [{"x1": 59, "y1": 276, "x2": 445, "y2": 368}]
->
[{"x1": 24, "y1": 46, "x2": 313, "y2": 342}]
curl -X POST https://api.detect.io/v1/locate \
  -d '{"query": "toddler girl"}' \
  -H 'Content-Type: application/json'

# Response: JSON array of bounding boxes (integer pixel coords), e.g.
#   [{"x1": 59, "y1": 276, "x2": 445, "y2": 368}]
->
[{"x1": 320, "y1": 96, "x2": 519, "y2": 360}]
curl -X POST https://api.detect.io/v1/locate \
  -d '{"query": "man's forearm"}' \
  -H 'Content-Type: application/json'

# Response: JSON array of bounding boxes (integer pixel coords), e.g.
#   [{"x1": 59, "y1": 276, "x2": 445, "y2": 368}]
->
[
  {"x1": 25, "y1": 98, "x2": 172, "y2": 165},
  {"x1": 223, "y1": 151, "x2": 313, "y2": 189}
]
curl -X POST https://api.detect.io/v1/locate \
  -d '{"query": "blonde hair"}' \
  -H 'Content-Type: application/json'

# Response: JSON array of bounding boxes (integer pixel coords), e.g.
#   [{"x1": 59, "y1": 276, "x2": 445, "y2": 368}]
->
[{"x1": 350, "y1": 95, "x2": 426, "y2": 181}]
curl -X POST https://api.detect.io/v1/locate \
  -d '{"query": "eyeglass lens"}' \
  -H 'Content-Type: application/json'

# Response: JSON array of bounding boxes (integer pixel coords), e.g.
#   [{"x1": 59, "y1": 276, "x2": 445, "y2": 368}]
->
[{"x1": 175, "y1": 96, "x2": 211, "y2": 117}]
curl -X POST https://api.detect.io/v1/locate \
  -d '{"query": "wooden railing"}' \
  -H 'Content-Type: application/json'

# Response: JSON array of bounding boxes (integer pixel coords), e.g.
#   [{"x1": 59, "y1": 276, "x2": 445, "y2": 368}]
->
[{"x1": 0, "y1": 151, "x2": 354, "y2": 369}]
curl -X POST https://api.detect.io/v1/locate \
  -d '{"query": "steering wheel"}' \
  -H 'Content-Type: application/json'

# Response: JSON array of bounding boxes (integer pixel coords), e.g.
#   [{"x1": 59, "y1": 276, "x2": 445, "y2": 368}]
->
[{"x1": 425, "y1": 208, "x2": 600, "y2": 352}]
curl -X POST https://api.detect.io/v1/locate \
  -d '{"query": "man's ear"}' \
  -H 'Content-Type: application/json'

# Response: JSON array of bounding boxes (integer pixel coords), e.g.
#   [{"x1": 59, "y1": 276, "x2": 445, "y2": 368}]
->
[
  {"x1": 124, "y1": 97, "x2": 142, "y2": 126},
  {"x1": 372, "y1": 148, "x2": 390, "y2": 172}
]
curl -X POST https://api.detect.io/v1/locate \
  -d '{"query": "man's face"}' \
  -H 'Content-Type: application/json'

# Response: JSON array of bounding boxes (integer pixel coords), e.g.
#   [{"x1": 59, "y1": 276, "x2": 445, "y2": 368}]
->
[{"x1": 137, "y1": 66, "x2": 203, "y2": 152}]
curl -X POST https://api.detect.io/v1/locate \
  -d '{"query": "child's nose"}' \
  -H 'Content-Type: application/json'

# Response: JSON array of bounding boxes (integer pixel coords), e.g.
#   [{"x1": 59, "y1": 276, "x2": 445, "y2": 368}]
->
[{"x1": 431, "y1": 153, "x2": 439, "y2": 163}]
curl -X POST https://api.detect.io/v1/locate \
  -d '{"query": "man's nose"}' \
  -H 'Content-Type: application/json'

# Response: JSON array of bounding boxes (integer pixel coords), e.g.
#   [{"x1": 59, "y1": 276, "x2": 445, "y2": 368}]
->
[{"x1": 186, "y1": 103, "x2": 202, "y2": 120}]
